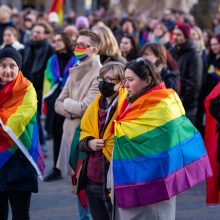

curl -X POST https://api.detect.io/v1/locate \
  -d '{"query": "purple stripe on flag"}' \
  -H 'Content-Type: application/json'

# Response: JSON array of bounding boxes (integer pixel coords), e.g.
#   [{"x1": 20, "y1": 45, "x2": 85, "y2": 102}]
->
[{"x1": 114, "y1": 154, "x2": 212, "y2": 208}]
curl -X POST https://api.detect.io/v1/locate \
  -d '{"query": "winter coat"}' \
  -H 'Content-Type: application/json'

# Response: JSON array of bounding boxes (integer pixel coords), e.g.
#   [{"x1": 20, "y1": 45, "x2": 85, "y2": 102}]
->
[
  {"x1": 160, "y1": 68, "x2": 179, "y2": 92},
  {"x1": 170, "y1": 40, "x2": 203, "y2": 123},
  {"x1": 55, "y1": 55, "x2": 102, "y2": 174},
  {"x1": 0, "y1": 150, "x2": 38, "y2": 192},
  {"x1": 21, "y1": 40, "x2": 53, "y2": 90}
]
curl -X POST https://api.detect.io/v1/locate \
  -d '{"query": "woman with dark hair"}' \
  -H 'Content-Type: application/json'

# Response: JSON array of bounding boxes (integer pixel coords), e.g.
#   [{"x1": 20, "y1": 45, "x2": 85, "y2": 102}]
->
[
  {"x1": 140, "y1": 42, "x2": 179, "y2": 91},
  {"x1": 120, "y1": 33, "x2": 139, "y2": 61},
  {"x1": 72, "y1": 62, "x2": 127, "y2": 220},
  {"x1": 203, "y1": 33, "x2": 220, "y2": 206},
  {"x1": 112, "y1": 58, "x2": 211, "y2": 219},
  {"x1": 43, "y1": 32, "x2": 76, "y2": 181}
]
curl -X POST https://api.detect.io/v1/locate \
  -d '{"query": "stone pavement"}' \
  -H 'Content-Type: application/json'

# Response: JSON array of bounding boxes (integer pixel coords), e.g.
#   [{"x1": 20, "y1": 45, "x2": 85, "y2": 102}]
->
[{"x1": 26, "y1": 140, "x2": 220, "y2": 220}]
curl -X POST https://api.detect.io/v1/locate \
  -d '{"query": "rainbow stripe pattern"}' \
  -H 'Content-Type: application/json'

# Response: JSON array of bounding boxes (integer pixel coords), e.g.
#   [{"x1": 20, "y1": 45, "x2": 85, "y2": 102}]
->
[
  {"x1": 113, "y1": 83, "x2": 212, "y2": 208},
  {"x1": 74, "y1": 47, "x2": 88, "y2": 61},
  {"x1": 208, "y1": 64, "x2": 220, "y2": 80},
  {"x1": 43, "y1": 54, "x2": 77, "y2": 98},
  {"x1": 0, "y1": 72, "x2": 45, "y2": 178},
  {"x1": 49, "y1": 0, "x2": 64, "y2": 24}
]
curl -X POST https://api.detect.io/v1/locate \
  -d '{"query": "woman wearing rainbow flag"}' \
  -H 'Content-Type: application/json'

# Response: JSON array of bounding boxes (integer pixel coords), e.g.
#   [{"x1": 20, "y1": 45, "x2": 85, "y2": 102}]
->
[
  {"x1": 112, "y1": 58, "x2": 212, "y2": 220},
  {"x1": 70, "y1": 62, "x2": 127, "y2": 220},
  {"x1": 0, "y1": 45, "x2": 44, "y2": 220}
]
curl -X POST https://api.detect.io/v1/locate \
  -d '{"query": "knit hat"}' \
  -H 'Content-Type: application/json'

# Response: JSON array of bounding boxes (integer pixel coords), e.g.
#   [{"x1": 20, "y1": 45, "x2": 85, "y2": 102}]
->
[
  {"x1": 75, "y1": 16, "x2": 90, "y2": 29},
  {"x1": 0, "y1": 45, "x2": 22, "y2": 69},
  {"x1": 176, "y1": 23, "x2": 191, "y2": 39}
]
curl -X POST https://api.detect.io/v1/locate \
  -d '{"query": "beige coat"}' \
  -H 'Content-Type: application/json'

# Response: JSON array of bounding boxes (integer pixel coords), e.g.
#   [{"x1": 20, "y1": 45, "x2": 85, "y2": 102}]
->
[{"x1": 55, "y1": 55, "x2": 102, "y2": 174}]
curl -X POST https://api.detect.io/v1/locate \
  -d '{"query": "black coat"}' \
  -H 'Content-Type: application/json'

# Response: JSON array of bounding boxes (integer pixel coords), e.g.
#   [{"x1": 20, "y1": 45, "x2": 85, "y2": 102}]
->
[
  {"x1": 20, "y1": 40, "x2": 54, "y2": 90},
  {"x1": 0, "y1": 150, "x2": 38, "y2": 192},
  {"x1": 160, "y1": 68, "x2": 179, "y2": 92},
  {"x1": 44, "y1": 52, "x2": 72, "y2": 135},
  {"x1": 170, "y1": 40, "x2": 203, "y2": 122},
  {"x1": 205, "y1": 53, "x2": 220, "y2": 96}
]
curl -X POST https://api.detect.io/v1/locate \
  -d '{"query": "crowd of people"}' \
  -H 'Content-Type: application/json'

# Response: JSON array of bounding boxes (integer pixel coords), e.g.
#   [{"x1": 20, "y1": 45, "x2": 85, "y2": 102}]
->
[{"x1": 0, "y1": 3, "x2": 220, "y2": 220}]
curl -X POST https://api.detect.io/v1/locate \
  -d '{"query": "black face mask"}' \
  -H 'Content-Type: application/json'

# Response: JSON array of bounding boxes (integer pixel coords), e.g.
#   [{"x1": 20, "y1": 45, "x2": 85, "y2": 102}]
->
[{"x1": 98, "y1": 81, "x2": 116, "y2": 97}]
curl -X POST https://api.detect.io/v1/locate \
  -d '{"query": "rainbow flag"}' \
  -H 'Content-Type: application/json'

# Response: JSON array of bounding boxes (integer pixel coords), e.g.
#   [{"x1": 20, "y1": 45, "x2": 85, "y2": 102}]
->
[
  {"x1": 48, "y1": 0, "x2": 64, "y2": 24},
  {"x1": 113, "y1": 83, "x2": 212, "y2": 208},
  {"x1": 43, "y1": 54, "x2": 77, "y2": 99},
  {"x1": 0, "y1": 72, "x2": 45, "y2": 179},
  {"x1": 69, "y1": 89, "x2": 127, "y2": 205},
  {"x1": 208, "y1": 64, "x2": 220, "y2": 80},
  {"x1": 69, "y1": 88, "x2": 127, "y2": 172}
]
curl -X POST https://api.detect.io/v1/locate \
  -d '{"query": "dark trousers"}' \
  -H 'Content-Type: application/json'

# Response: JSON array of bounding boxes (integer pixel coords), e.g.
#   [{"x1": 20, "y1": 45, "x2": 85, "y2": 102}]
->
[
  {"x1": 52, "y1": 113, "x2": 64, "y2": 169},
  {"x1": 86, "y1": 180, "x2": 110, "y2": 220},
  {"x1": 0, "y1": 191, "x2": 31, "y2": 220},
  {"x1": 36, "y1": 89, "x2": 46, "y2": 147}
]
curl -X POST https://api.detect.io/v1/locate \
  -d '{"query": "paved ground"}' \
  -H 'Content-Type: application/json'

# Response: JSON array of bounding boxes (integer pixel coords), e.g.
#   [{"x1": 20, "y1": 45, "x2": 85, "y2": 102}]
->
[{"x1": 12, "y1": 139, "x2": 220, "y2": 220}]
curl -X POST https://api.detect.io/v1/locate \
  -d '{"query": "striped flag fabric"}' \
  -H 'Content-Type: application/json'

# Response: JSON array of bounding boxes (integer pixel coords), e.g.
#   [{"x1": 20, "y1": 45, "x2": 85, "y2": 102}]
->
[
  {"x1": 208, "y1": 64, "x2": 220, "y2": 80},
  {"x1": 0, "y1": 71, "x2": 45, "y2": 179},
  {"x1": 48, "y1": 0, "x2": 64, "y2": 24},
  {"x1": 113, "y1": 83, "x2": 212, "y2": 208},
  {"x1": 43, "y1": 54, "x2": 77, "y2": 99}
]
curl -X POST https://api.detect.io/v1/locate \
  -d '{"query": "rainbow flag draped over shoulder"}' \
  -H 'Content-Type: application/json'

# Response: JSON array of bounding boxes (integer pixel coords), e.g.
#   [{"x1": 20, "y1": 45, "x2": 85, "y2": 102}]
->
[
  {"x1": 69, "y1": 88, "x2": 127, "y2": 171},
  {"x1": 48, "y1": 0, "x2": 64, "y2": 24},
  {"x1": 0, "y1": 72, "x2": 45, "y2": 179},
  {"x1": 208, "y1": 64, "x2": 220, "y2": 80},
  {"x1": 43, "y1": 54, "x2": 77, "y2": 99},
  {"x1": 113, "y1": 83, "x2": 212, "y2": 208}
]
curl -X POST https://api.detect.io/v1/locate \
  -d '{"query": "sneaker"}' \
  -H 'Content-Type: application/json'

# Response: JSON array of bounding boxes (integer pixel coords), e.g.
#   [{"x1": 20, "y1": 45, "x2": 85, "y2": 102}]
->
[{"x1": 44, "y1": 169, "x2": 62, "y2": 182}]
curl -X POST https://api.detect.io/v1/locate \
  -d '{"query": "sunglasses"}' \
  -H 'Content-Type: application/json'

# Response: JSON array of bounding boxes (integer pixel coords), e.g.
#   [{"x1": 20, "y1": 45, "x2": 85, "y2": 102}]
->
[{"x1": 74, "y1": 42, "x2": 91, "y2": 49}]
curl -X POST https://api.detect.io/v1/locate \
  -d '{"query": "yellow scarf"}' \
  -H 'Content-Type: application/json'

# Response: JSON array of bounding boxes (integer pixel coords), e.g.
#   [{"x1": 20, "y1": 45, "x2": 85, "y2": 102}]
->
[{"x1": 80, "y1": 88, "x2": 127, "y2": 161}]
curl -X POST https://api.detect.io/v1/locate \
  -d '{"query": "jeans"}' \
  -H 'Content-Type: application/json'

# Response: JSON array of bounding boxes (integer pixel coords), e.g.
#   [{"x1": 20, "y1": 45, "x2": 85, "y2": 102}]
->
[
  {"x1": 86, "y1": 180, "x2": 110, "y2": 220},
  {"x1": 0, "y1": 191, "x2": 31, "y2": 220},
  {"x1": 77, "y1": 198, "x2": 91, "y2": 220}
]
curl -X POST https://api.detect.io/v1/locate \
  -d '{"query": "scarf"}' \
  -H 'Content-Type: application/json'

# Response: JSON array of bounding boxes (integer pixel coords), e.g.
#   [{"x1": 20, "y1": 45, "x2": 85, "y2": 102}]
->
[
  {"x1": 69, "y1": 88, "x2": 127, "y2": 171},
  {"x1": 113, "y1": 83, "x2": 212, "y2": 208},
  {"x1": 0, "y1": 72, "x2": 45, "y2": 178}
]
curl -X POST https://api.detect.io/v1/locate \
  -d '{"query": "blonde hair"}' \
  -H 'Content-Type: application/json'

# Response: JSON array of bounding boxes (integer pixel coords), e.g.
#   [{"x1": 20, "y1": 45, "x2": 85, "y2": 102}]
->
[
  {"x1": 191, "y1": 26, "x2": 205, "y2": 52},
  {"x1": 99, "y1": 62, "x2": 125, "y2": 81},
  {"x1": 4, "y1": 27, "x2": 19, "y2": 39},
  {"x1": 92, "y1": 25, "x2": 121, "y2": 57}
]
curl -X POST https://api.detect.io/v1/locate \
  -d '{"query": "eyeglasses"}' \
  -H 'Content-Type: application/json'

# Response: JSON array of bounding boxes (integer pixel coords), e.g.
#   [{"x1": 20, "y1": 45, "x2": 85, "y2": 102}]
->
[
  {"x1": 97, "y1": 76, "x2": 118, "y2": 83},
  {"x1": 74, "y1": 42, "x2": 91, "y2": 49}
]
